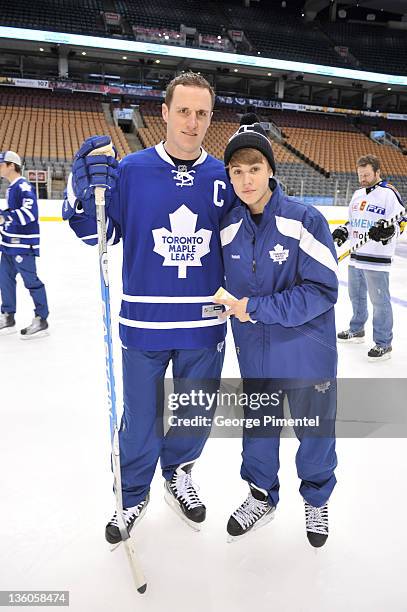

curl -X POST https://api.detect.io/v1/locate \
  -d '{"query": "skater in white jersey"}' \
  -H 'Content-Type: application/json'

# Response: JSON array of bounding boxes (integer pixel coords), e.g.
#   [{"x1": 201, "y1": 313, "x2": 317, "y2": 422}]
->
[{"x1": 332, "y1": 155, "x2": 405, "y2": 361}]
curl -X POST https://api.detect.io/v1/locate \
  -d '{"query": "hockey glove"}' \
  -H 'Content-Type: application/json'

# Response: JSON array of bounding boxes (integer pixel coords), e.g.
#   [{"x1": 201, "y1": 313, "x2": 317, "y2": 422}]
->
[
  {"x1": 72, "y1": 135, "x2": 118, "y2": 216},
  {"x1": 368, "y1": 219, "x2": 396, "y2": 245},
  {"x1": 332, "y1": 225, "x2": 348, "y2": 247},
  {"x1": 62, "y1": 173, "x2": 84, "y2": 220}
]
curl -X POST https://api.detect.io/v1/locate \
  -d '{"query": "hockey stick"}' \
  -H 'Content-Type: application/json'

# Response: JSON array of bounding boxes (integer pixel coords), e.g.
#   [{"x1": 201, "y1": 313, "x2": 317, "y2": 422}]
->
[
  {"x1": 337, "y1": 207, "x2": 407, "y2": 263},
  {"x1": 89, "y1": 143, "x2": 147, "y2": 594}
]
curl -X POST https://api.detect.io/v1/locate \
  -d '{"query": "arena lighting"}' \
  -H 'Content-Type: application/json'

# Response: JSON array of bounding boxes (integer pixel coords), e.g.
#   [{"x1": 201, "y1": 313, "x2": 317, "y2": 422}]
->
[{"x1": 0, "y1": 26, "x2": 406, "y2": 86}]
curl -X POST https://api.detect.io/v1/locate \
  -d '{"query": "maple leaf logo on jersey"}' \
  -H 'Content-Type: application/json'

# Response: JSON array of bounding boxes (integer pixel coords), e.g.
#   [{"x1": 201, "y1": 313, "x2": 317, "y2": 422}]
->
[
  {"x1": 269, "y1": 243, "x2": 289, "y2": 264},
  {"x1": 152, "y1": 205, "x2": 212, "y2": 278},
  {"x1": 314, "y1": 381, "x2": 331, "y2": 394},
  {"x1": 19, "y1": 181, "x2": 33, "y2": 193},
  {"x1": 172, "y1": 166, "x2": 196, "y2": 187}
]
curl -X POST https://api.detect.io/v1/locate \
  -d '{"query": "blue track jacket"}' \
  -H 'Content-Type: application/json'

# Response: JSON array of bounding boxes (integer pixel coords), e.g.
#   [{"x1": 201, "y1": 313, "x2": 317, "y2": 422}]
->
[{"x1": 220, "y1": 181, "x2": 338, "y2": 380}]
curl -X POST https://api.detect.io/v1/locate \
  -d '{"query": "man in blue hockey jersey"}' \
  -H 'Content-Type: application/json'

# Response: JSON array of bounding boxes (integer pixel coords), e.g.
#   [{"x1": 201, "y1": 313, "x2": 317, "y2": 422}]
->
[
  {"x1": 63, "y1": 73, "x2": 236, "y2": 543},
  {"x1": 0, "y1": 151, "x2": 49, "y2": 337},
  {"x1": 215, "y1": 115, "x2": 338, "y2": 547}
]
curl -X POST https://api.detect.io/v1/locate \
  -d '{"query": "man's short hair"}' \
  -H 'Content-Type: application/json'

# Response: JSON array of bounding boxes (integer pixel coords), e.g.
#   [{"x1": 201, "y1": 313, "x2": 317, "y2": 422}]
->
[
  {"x1": 357, "y1": 155, "x2": 380, "y2": 173},
  {"x1": 229, "y1": 147, "x2": 269, "y2": 168},
  {"x1": 5, "y1": 161, "x2": 21, "y2": 173},
  {"x1": 165, "y1": 72, "x2": 215, "y2": 109}
]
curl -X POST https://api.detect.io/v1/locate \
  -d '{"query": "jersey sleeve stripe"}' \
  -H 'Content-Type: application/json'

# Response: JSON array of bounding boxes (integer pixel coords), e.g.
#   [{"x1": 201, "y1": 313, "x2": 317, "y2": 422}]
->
[
  {"x1": 220, "y1": 219, "x2": 243, "y2": 247},
  {"x1": 21, "y1": 206, "x2": 36, "y2": 222},
  {"x1": 15, "y1": 209, "x2": 27, "y2": 225},
  {"x1": 118, "y1": 316, "x2": 225, "y2": 329},
  {"x1": 275, "y1": 215, "x2": 338, "y2": 275},
  {"x1": 122, "y1": 294, "x2": 216, "y2": 303},
  {"x1": 299, "y1": 227, "x2": 338, "y2": 275}
]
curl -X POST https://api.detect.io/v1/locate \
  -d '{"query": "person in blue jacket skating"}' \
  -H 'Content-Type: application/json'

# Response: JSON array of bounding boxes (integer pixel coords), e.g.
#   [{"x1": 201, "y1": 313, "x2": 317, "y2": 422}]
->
[
  {"x1": 62, "y1": 73, "x2": 236, "y2": 543},
  {"x1": 215, "y1": 114, "x2": 338, "y2": 547}
]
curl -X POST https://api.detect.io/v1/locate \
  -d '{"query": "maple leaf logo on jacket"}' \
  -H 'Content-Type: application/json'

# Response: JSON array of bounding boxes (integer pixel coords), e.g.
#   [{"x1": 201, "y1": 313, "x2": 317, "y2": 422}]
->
[
  {"x1": 269, "y1": 243, "x2": 289, "y2": 264},
  {"x1": 152, "y1": 205, "x2": 212, "y2": 278}
]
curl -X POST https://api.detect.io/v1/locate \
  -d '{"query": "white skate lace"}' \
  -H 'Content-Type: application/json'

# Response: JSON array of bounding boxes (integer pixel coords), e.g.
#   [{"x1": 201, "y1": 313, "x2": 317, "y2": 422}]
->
[
  {"x1": 232, "y1": 494, "x2": 270, "y2": 529},
  {"x1": 171, "y1": 471, "x2": 203, "y2": 510},
  {"x1": 109, "y1": 502, "x2": 144, "y2": 527},
  {"x1": 344, "y1": 329, "x2": 360, "y2": 337},
  {"x1": 304, "y1": 502, "x2": 328, "y2": 535},
  {"x1": 371, "y1": 345, "x2": 385, "y2": 355}
]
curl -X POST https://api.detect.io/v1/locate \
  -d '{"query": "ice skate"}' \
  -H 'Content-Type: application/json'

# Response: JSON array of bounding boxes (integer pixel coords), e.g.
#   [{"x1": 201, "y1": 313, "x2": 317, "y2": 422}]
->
[
  {"x1": 367, "y1": 345, "x2": 392, "y2": 362},
  {"x1": 105, "y1": 494, "x2": 149, "y2": 545},
  {"x1": 0, "y1": 313, "x2": 16, "y2": 335},
  {"x1": 164, "y1": 462, "x2": 206, "y2": 531},
  {"x1": 304, "y1": 501, "x2": 328, "y2": 548},
  {"x1": 227, "y1": 483, "x2": 275, "y2": 542},
  {"x1": 20, "y1": 316, "x2": 49, "y2": 339},
  {"x1": 337, "y1": 329, "x2": 365, "y2": 343}
]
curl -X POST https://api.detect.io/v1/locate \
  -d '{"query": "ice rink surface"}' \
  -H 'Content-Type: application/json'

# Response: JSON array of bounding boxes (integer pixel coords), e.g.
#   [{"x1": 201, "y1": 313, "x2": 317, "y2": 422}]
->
[{"x1": 1, "y1": 219, "x2": 406, "y2": 612}]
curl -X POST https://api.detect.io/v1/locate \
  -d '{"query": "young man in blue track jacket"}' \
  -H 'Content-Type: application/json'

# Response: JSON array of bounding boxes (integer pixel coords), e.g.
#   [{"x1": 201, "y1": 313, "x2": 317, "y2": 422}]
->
[
  {"x1": 0, "y1": 151, "x2": 49, "y2": 338},
  {"x1": 215, "y1": 114, "x2": 338, "y2": 547},
  {"x1": 62, "y1": 73, "x2": 236, "y2": 543}
]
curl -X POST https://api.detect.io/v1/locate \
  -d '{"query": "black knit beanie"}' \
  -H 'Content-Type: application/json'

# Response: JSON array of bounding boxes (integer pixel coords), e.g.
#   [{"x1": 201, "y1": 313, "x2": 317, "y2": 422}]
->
[{"x1": 224, "y1": 113, "x2": 276, "y2": 174}]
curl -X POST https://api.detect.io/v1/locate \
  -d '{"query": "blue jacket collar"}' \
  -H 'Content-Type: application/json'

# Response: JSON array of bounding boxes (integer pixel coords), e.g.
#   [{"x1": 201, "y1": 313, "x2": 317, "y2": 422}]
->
[{"x1": 238, "y1": 178, "x2": 283, "y2": 222}]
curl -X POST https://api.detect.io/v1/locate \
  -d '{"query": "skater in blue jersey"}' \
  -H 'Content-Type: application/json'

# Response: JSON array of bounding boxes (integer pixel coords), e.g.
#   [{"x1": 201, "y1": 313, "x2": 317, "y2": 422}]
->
[
  {"x1": 63, "y1": 73, "x2": 236, "y2": 542},
  {"x1": 215, "y1": 115, "x2": 338, "y2": 547},
  {"x1": 0, "y1": 150, "x2": 49, "y2": 338}
]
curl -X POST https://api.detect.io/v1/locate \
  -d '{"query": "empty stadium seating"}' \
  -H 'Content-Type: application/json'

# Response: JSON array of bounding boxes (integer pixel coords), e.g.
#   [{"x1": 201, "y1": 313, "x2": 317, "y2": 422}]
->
[
  {"x1": 0, "y1": 0, "x2": 105, "y2": 36},
  {"x1": 321, "y1": 21, "x2": 407, "y2": 76},
  {"x1": 0, "y1": 87, "x2": 131, "y2": 197},
  {"x1": 0, "y1": 87, "x2": 131, "y2": 162},
  {"x1": 137, "y1": 101, "x2": 407, "y2": 202},
  {"x1": 1, "y1": 88, "x2": 406, "y2": 202},
  {"x1": 281, "y1": 127, "x2": 407, "y2": 175}
]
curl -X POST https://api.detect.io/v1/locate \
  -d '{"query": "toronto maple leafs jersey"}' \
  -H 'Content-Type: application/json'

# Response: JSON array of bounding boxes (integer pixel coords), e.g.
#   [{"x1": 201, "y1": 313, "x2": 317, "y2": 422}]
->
[
  {"x1": 347, "y1": 181, "x2": 405, "y2": 271},
  {"x1": 221, "y1": 181, "x2": 338, "y2": 379},
  {"x1": 66, "y1": 143, "x2": 236, "y2": 350},
  {"x1": 0, "y1": 177, "x2": 40, "y2": 256}
]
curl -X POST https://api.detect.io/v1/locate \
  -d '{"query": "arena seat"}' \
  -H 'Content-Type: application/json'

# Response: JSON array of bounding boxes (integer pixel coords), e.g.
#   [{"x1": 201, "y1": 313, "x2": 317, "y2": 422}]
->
[{"x1": 0, "y1": 88, "x2": 131, "y2": 166}]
